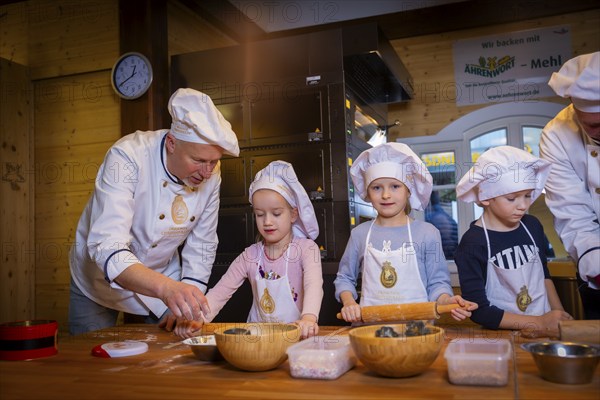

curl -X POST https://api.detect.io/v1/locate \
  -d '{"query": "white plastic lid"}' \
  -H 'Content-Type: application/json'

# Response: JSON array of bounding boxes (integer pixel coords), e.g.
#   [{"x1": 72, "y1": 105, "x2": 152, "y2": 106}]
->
[{"x1": 92, "y1": 341, "x2": 149, "y2": 358}]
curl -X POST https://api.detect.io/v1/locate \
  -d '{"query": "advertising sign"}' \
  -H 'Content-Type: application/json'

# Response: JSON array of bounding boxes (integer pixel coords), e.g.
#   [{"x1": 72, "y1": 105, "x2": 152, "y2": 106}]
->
[{"x1": 453, "y1": 26, "x2": 571, "y2": 106}]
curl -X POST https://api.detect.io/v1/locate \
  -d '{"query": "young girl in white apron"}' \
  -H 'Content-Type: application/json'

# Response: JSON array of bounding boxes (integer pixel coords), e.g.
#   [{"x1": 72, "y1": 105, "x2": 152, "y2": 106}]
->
[
  {"x1": 456, "y1": 146, "x2": 572, "y2": 337},
  {"x1": 173, "y1": 160, "x2": 324, "y2": 339},
  {"x1": 335, "y1": 143, "x2": 478, "y2": 324}
]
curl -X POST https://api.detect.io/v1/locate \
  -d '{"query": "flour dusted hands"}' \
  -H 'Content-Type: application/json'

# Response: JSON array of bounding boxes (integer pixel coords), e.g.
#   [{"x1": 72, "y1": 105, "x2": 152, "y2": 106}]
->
[
  {"x1": 296, "y1": 314, "x2": 319, "y2": 339},
  {"x1": 165, "y1": 318, "x2": 204, "y2": 339},
  {"x1": 157, "y1": 278, "x2": 210, "y2": 321}
]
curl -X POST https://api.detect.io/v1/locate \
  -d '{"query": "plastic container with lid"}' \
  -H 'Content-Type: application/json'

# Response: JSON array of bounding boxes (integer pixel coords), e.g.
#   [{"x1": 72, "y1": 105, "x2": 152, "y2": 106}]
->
[
  {"x1": 286, "y1": 335, "x2": 356, "y2": 380},
  {"x1": 444, "y1": 338, "x2": 512, "y2": 386}
]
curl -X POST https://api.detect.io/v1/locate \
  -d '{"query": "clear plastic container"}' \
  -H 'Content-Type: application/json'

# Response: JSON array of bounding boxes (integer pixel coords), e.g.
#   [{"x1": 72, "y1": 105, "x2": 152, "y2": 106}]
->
[
  {"x1": 444, "y1": 338, "x2": 512, "y2": 386},
  {"x1": 286, "y1": 335, "x2": 356, "y2": 380}
]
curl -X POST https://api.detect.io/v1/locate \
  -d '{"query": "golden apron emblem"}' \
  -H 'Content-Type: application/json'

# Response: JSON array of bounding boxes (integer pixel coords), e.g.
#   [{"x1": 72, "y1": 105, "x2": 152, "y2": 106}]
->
[
  {"x1": 380, "y1": 261, "x2": 397, "y2": 288},
  {"x1": 260, "y1": 288, "x2": 275, "y2": 314},
  {"x1": 516, "y1": 285, "x2": 532, "y2": 312},
  {"x1": 171, "y1": 195, "x2": 188, "y2": 225}
]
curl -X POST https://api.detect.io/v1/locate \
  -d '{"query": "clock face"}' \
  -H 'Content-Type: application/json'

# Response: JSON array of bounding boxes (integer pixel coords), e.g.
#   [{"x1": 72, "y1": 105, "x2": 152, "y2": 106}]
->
[{"x1": 111, "y1": 52, "x2": 153, "y2": 100}]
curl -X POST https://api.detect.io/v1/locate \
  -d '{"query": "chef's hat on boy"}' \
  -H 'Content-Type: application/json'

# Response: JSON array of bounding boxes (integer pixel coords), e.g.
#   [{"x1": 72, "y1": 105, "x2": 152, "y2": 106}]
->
[
  {"x1": 168, "y1": 88, "x2": 240, "y2": 156},
  {"x1": 456, "y1": 146, "x2": 551, "y2": 204},
  {"x1": 350, "y1": 142, "x2": 433, "y2": 211},
  {"x1": 249, "y1": 160, "x2": 319, "y2": 240},
  {"x1": 548, "y1": 52, "x2": 600, "y2": 113}
]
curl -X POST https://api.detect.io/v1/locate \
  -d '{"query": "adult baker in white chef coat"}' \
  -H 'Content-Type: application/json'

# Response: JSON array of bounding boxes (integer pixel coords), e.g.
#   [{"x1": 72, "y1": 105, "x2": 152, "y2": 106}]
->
[
  {"x1": 68, "y1": 88, "x2": 239, "y2": 335},
  {"x1": 540, "y1": 52, "x2": 600, "y2": 319}
]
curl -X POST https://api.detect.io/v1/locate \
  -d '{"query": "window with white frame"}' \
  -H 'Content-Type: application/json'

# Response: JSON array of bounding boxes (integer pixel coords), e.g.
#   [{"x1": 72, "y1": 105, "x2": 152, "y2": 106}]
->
[{"x1": 399, "y1": 101, "x2": 567, "y2": 261}]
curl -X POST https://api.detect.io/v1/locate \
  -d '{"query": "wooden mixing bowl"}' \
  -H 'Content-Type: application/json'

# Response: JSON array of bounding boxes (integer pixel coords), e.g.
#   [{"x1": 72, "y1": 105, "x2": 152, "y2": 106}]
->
[
  {"x1": 349, "y1": 323, "x2": 444, "y2": 378},
  {"x1": 214, "y1": 323, "x2": 301, "y2": 371}
]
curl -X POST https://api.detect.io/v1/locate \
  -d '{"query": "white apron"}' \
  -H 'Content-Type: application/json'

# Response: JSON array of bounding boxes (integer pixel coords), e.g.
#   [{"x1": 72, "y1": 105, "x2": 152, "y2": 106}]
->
[
  {"x1": 360, "y1": 220, "x2": 428, "y2": 306},
  {"x1": 482, "y1": 216, "x2": 551, "y2": 315},
  {"x1": 247, "y1": 243, "x2": 301, "y2": 323}
]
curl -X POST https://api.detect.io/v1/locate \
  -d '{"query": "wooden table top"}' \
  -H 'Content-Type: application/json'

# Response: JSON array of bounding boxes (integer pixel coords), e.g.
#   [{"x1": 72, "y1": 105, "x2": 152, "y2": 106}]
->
[{"x1": 0, "y1": 324, "x2": 598, "y2": 400}]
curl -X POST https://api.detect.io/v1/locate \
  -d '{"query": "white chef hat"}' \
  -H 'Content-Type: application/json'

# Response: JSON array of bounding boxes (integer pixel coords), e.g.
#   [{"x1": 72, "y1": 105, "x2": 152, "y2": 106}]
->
[
  {"x1": 168, "y1": 88, "x2": 240, "y2": 156},
  {"x1": 456, "y1": 146, "x2": 551, "y2": 204},
  {"x1": 249, "y1": 161, "x2": 319, "y2": 240},
  {"x1": 350, "y1": 142, "x2": 433, "y2": 211},
  {"x1": 548, "y1": 52, "x2": 600, "y2": 113}
]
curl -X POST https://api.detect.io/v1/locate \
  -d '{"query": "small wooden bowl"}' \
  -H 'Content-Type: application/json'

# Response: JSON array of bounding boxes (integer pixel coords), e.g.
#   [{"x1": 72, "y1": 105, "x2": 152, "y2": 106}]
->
[
  {"x1": 349, "y1": 323, "x2": 444, "y2": 378},
  {"x1": 214, "y1": 323, "x2": 301, "y2": 371}
]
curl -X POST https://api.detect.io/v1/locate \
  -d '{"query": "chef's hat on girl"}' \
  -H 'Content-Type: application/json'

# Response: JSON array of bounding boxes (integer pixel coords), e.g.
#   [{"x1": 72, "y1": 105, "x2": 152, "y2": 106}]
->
[
  {"x1": 548, "y1": 52, "x2": 600, "y2": 113},
  {"x1": 456, "y1": 146, "x2": 552, "y2": 204},
  {"x1": 249, "y1": 160, "x2": 319, "y2": 240},
  {"x1": 168, "y1": 88, "x2": 240, "y2": 156},
  {"x1": 350, "y1": 142, "x2": 433, "y2": 211}
]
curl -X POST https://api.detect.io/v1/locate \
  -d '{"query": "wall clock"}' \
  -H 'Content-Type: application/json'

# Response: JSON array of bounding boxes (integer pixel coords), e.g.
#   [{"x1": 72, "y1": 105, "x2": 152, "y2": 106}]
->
[{"x1": 111, "y1": 52, "x2": 153, "y2": 100}]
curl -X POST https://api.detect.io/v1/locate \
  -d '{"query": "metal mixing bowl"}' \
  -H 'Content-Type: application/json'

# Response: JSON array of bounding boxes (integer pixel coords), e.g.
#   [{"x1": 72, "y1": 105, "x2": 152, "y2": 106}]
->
[
  {"x1": 183, "y1": 335, "x2": 223, "y2": 362},
  {"x1": 521, "y1": 341, "x2": 600, "y2": 384}
]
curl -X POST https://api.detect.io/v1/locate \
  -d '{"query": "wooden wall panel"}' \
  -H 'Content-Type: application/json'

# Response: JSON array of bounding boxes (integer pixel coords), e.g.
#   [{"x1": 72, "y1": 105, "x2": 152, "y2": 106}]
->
[
  {"x1": 0, "y1": 59, "x2": 35, "y2": 322},
  {"x1": 34, "y1": 72, "x2": 120, "y2": 323},
  {"x1": 0, "y1": 3, "x2": 29, "y2": 65},
  {"x1": 388, "y1": 9, "x2": 600, "y2": 141},
  {"x1": 27, "y1": 0, "x2": 119, "y2": 80},
  {"x1": 167, "y1": 0, "x2": 236, "y2": 58}
]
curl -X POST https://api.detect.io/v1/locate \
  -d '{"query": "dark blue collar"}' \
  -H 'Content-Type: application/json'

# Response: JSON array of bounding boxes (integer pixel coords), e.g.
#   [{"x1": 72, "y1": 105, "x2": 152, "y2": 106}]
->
[{"x1": 160, "y1": 133, "x2": 185, "y2": 185}]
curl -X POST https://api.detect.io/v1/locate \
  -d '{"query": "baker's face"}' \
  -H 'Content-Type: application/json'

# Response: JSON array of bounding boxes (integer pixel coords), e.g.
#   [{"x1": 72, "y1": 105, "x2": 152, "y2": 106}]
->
[
  {"x1": 165, "y1": 134, "x2": 224, "y2": 186},
  {"x1": 574, "y1": 108, "x2": 600, "y2": 141}
]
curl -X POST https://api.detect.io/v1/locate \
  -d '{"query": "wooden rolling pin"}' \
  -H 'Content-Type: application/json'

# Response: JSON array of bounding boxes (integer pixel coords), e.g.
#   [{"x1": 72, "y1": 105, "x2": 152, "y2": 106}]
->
[
  {"x1": 559, "y1": 320, "x2": 600, "y2": 344},
  {"x1": 336, "y1": 301, "x2": 462, "y2": 322}
]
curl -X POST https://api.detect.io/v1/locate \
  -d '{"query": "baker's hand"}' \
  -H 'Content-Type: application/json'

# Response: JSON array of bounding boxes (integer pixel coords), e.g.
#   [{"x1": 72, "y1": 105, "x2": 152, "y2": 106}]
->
[
  {"x1": 158, "y1": 280, "x2": 210, "y2": 321},
  {"x1": 158, "y1": 312, "x2": 177, "y2": 332}
]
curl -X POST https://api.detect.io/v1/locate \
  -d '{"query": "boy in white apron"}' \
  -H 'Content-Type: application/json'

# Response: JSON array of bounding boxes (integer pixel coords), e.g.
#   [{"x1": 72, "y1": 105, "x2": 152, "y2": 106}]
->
[
  {"x1": 455, "y1": 146, "x2": 573, "y2": 337},
  {"x1": 335, "y1": 143, "x2": 477, "y2": 323},
  {"x1": 174, "y1": 161, "x2": 323, "y2": 339}
]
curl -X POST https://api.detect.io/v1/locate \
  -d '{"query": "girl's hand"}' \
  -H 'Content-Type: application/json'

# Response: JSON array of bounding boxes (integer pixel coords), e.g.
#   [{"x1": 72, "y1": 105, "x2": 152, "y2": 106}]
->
[
  {"x1": 172, "y1": 318, "x2": 204, "y2": 339},
  {"x1": 296, "y1": 315, "x2": 319, "y2": 339},
  {"x1": 440, "y1": 294, "x2": 478, "y2": 321},
  {"x1": 340, "y1": 302, "x2": 362, "y2": 323}
]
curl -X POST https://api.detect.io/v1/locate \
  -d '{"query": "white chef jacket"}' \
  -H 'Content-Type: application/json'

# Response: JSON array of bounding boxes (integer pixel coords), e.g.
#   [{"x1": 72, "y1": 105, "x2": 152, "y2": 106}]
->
[
  {"x1": 69, "y1": 130, "x2": 221, "y2": 317},
  {"x1": 540, "y1": 105, "x2": 600, "y2": 289}
]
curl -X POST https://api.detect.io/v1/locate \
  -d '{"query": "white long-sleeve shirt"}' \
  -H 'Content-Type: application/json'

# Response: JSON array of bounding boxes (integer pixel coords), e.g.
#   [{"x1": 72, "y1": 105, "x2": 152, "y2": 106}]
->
[
  {"x1": 540, "y1": 105, "x2": 600, "y2": 288},
  {"x1": 69, "y1": 130, "x2": 221, "y2": 317}
]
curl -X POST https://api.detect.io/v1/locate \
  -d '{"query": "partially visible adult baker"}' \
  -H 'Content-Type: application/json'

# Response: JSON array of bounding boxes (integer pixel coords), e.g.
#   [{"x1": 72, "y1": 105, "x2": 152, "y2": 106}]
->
[
  {"x1": 540, "y1": 52, "x2": 600, "y2": 319},
  {"x1": 69, "y1": 88, "x2": 239, "y2": 334}
]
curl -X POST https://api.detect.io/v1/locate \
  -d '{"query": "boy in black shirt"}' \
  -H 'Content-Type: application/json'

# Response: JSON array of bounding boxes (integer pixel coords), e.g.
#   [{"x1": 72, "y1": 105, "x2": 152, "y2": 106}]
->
[{"x1": 455, "y1": 146, "x2": 572, "y2": 337}]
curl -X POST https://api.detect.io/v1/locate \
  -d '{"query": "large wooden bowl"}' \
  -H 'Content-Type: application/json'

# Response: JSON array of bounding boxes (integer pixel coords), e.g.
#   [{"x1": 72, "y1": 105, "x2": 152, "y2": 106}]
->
[
  {"x1": 214, "y1": 323, "x2": 301, "y2": 371},
  {"x1": 349, "y1": 323, "x2": 444, "y2": 378}
]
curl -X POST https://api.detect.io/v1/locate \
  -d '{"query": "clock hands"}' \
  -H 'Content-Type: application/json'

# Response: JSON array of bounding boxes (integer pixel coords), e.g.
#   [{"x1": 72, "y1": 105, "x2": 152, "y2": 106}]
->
[{"x1": 118, "y1": 65, "x2": 138, "y2": 87}]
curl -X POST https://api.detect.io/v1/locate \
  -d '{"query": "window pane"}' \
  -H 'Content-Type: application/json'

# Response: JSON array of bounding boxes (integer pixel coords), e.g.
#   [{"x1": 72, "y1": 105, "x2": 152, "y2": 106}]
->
[
  {"x1": 470, "y1": 128, "x2": 507, "y2": 161},
  {"x1": 421, "y1": 151, "x2": 458, "y2": 259},
  {"x1": 470, "y1": 129, "x2": 507, "y2": 219},
  {"x1": 421, "y1": 151, "x2": 456, "y2": 185},
  {"x1": 425, "y1": 189, "x2": 458, "y2": 260},
  {"x1": 523, "y1": 126, "x2": 542, "y2": 157}
]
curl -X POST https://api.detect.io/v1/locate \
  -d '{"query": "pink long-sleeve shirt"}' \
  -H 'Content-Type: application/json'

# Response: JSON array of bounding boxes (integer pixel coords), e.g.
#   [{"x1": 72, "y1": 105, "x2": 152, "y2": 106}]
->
[{"x1": 204, "y1": 237, "x2": 324, "y2": 322}]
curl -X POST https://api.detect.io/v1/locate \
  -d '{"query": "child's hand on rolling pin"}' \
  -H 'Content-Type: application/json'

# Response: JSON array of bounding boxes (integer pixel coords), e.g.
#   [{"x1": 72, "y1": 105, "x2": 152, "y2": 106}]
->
[
  {"x1": 438, "y1": 294, "x2": 478, "y2": 321},
  {"x1": 340, "y1": 302, "x2": 362, "y2": 322},
  {"x1": 339, "y1": 291, "x2": 362, "y2": 322}
]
